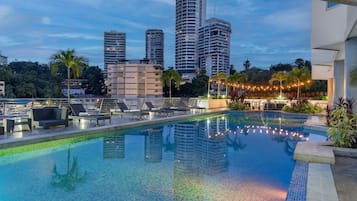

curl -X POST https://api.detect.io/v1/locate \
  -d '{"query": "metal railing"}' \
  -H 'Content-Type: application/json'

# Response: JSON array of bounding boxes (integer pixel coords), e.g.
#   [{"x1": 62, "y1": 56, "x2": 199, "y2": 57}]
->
[{"x1": 0, "y1": 97, "x2": 205, "y2": 119}]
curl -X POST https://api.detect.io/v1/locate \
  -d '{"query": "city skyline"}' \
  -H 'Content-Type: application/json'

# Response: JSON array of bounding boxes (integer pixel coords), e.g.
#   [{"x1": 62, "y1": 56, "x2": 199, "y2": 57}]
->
[{"x1": 0, "y1": 0, "x2": 311, "y2": 71}]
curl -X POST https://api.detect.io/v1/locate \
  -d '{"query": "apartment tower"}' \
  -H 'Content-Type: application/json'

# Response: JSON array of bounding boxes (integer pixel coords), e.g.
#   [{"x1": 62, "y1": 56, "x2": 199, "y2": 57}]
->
[
  {"x1": 175, "y1": 0, "x2": 206, "y2": 81},
  {"x1": 107, "y1": 59, "x2": 163, "y2": 98},
  {"x1": 146, "y1": 29, "x2": 164, "y2": 66},
  {"x1": 104, "y1": 31, "x2": 126, "y2": 77},
  {"x1": 198, "y1": 18, "x2": 231, "y2": 77}
]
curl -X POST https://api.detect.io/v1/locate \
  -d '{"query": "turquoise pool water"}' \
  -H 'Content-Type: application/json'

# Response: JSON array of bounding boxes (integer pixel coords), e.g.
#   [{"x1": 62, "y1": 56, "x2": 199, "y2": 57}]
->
[{"x1": 0, "y1": 112, "x2": 322, "y2": 201}]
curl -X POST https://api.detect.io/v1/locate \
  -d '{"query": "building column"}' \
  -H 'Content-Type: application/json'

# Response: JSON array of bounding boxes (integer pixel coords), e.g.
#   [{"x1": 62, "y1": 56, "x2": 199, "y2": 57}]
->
[
  {"x1": 333, "y1": 60, "x2": 345, "y2": 105},
  {"x1": 345, "y1": 37, "x2": 357, "y2": 112},
  {"x1": 327, "y1": 78, "x2": 334, "y2": 108}
]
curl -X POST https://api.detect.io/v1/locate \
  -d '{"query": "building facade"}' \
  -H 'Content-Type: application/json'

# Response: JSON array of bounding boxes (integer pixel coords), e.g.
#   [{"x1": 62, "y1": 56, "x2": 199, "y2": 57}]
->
[
  {"x1": 0, "y1": 53, "x2": 7, "y2": 66},
  {"x1": 311, "y1": 0, "x2": 357, "y2": 109},
  {"x1": 175, "y1": 0, "x2": 206, "y2": 80},
  {"x1": 104, "y1": 31, "x2": 126, "y2": 77},
  {"x1": 198, "y1": 18, "x2": 231, "y2": 77},
  {"x1": 61, "y1": 79, "x2": 87, "y2": 97},
  {"x1": 146, "y1": 29, "x2": 164, "y2": 66},
  {"x1": 107, "y1": 60, "x2": 163, "y2": 98}
]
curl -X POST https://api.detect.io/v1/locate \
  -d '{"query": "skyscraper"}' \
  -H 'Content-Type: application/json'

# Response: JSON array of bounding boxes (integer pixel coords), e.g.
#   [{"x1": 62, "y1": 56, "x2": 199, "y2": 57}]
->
[
  {"x1": 175, "y1": 0, "x2": 206, "y2": 80},
  {"x1": 104, "y1": 31, "x2": 126, "y2": 77},
  {"x1": 146, "y1": 29, "x2": 164, "y2": 66},
  {"x1": 198, "y1": 18, "x2": 231, "y2": 77}
]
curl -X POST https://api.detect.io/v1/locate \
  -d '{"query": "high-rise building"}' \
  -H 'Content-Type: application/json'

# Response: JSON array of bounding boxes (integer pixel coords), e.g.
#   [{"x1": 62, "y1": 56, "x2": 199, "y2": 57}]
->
[
  {"x1": 146, "y1": 29, "x2": 164, "y2": 66},
  {"x1": 107, "y1": 59, "x2": 163, "y2": 98},
  {"x1": 175, "y1": 0, "x2": 206, "y2": 80},
  {"x1": 104, "y1": 31, "x2": 126, "y2": 77},
  {"x1": 0, "y1": 52, "x2": 7, "y2": 66},
  {"x1": 198, "y1": 18, "x2": 231, "y2": 77},
  {"x1": 311, "y1": 0, "x2": 357, "y2": 109}
]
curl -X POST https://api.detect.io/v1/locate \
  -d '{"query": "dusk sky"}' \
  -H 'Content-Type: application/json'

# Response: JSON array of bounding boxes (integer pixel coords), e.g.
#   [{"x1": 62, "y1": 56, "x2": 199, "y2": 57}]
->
[{"x1": 0, "y1": 0, "x2": 311, "y2": 71}]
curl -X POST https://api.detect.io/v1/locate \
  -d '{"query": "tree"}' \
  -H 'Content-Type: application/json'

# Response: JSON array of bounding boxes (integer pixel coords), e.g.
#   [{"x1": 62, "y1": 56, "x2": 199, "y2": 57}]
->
[
  {"x1": 269, "y1": 72, "x2": 287, "y2": 98},
  {"x1": 294, "y1": 58, "x2": 305, "y2": 68},
  {"x1": 229, "y1": 64, "x2": 236, "y2": 75},
  {"x1": 287, "y1": 67, "x2": 311, "y2": 100},
  {"x1": 82, "y1": 66, "x2": 106, "y2": 95},
  {"x1": 243, "y1": 59, "x2": 251, "y2": 72},
  {"x1": 211, "y1": 72, "x2": 228, "y2": 97},
  {"x1": 228, "y1": 72, "x2": 248, "y2": 91},
  {"x1": 192, "y1": 73, "x2": 209, "y2": 97},
  {"x1": 161, "y1": 69, "x2": 181, "y2": 102},
  {"x1": 50, "y1": 49, "x2": 87, "y2": 104}
]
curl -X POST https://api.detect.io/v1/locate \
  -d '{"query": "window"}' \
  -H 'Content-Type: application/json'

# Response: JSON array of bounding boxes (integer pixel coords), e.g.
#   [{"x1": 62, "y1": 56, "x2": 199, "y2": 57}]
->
[{"x1": 327, "y1": 1, "x2": 339, "y2": 8}]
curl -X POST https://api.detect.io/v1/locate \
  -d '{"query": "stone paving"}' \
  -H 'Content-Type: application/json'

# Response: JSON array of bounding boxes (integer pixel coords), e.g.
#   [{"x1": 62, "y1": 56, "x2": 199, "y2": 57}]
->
[{"x1": 331, "y1": 156, "x2": 357, "y2": 201}]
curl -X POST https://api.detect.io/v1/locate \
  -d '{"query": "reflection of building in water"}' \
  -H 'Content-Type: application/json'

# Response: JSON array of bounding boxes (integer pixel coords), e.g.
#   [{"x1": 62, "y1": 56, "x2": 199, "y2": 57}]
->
[
  {"x1": 174, "y1": 123, "x2": 199, "y2": 175},
  {"x1": 103, "y1": 136, "x2": 125, "y2": 159},
  {"x1": 173, "y1": 122, "x2": 203, "y2": 201},
  {"x1": 144, "y1": 127, "x2": 163, "y2": 162},
  {"x1": 197, "y1": 117, "x2": 228, "y2": 175}
]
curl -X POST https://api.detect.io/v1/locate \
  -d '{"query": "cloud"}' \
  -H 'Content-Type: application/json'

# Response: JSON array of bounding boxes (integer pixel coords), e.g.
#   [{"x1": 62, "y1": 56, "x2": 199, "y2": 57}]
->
[
  {"x1": 150, "y1": 0, "x2": 175, "y2": 6},
  {"x1": 0, "y1": 36, "x2": 20, "y2": 46},
  {"x1": 0, "y1": 5, "x2": 26, "y2": 28},
  {"x1": 263, "y1": 9, "x2": 310, "y2": 31},
  {"x1": 41, "y1": 16, "x2": 51, "y2": 25},
  {"x1": 78, "y1": 46, "x2": 103, "y2": 51},
  {"x1": 48, "y1": 33, "x2": 102, "y2": 40},
  {"x1": 67, "y1": 0, "x2": 103, "y2": 7},
  {"x1": 0, "y1": 5, "x2": 12, "y2": 19},
  {"x1": 117, "y1": 18, "x2": 147, "y2": 30}
]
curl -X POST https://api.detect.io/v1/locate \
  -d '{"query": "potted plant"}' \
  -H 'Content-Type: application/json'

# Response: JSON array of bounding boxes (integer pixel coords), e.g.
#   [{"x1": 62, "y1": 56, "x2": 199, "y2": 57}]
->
[{"x1": 327, "y1": 98, "x2": 357, "y2": 148}]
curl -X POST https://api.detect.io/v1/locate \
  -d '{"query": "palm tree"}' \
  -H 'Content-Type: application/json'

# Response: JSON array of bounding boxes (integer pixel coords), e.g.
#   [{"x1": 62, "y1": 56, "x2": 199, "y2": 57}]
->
[
  {"x1": 211, "y1": 72, "x2": 228, "y2": 97},
  {"x1": 350, "y1": 68, "x2": 357, "y2": 86},
  {"x1": 269, "y1": 72, "x2": 287, "y2": 98},
  {"x1": 243, "y1": 59, "x2": 251, "y2": 72},
  {"x1": 287, "y1": 67, "x2": 311, "y2": 100},
  {"x1": 161, "y1": 69, "x2": 181, "y2": 102},
  {"x1": 50, "y1": 49, "x2": 87, "y2": 105},
  {"x1": 228, "y1": 72, "x2": 248, "y2": 93}
]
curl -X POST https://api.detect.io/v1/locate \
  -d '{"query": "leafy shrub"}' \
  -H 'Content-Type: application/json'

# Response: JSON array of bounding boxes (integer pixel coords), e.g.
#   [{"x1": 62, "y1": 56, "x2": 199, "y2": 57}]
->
[
  {"x1": 228, "y1": 102, "x2": 248, "y2": 110},
  {"x1": 282, "y1": 101, "x2": 322, "y2": 114},
  {"x1": 327, "y1": 97, "x2": 357, "y2": 148}
]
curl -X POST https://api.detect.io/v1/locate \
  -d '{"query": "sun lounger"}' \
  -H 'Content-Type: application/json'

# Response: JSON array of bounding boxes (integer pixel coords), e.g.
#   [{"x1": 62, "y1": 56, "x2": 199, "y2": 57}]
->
[
  {"x1": 145, "y1": 102, "x2": 174, "y2": 117},
  {"x1": 70, "y1": 104, "x2": 111, "y2": 126},
  {"x1": 115, "y1": 102, "x2": 149, "y2": 120}
]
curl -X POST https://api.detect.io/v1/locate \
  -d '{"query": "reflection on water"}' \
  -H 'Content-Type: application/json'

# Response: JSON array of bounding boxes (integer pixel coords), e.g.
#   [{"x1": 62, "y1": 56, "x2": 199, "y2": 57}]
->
[
  {"x1": 0, "y1": 112, "x2": 319, "y2": 201},
  {"x1": 51, "y1": 144, "x2": 87, "y2": 191},
  {"x1": 103, "y1": 135, "x2": 125, "y2": 159},
  {"x1": 144, "y1": 127, "x2": 163, "y2": 163}
]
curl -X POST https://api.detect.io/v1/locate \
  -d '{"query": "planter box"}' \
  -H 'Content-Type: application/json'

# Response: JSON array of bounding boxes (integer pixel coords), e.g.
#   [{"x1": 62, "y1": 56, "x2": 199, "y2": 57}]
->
[{"x1": 198, "y1": 99, "x2": 229, "y2": 109}]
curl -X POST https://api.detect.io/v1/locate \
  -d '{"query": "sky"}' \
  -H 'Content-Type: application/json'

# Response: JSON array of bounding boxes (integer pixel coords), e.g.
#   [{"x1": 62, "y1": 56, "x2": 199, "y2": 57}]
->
[{"x1": 0, "y1": 0, "x2": 311, "y2": 71}]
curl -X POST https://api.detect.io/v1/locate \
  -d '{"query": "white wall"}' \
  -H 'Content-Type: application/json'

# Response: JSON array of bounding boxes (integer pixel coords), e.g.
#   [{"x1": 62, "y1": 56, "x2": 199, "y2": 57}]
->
[{"x1": 311, "y1": 0, "x2": 347, "y2": 50}]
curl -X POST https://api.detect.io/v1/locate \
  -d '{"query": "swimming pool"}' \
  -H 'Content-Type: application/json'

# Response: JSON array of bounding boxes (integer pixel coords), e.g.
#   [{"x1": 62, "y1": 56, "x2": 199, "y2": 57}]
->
[{"x1": 0, "y1": 112, "x2": 322, "y2": 201}]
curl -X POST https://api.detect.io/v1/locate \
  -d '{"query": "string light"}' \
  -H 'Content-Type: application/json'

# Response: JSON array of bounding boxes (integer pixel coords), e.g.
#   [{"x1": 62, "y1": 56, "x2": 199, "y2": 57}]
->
[{"x1": 208, "y1": 79, "x2": 312, "y2": 92}]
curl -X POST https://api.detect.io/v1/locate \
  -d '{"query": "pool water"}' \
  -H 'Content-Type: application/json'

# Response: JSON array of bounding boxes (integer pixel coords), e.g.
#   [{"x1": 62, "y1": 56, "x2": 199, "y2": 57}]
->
[{"x1": 0, "y1": 112, "x2": 320, "y2": 201}]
